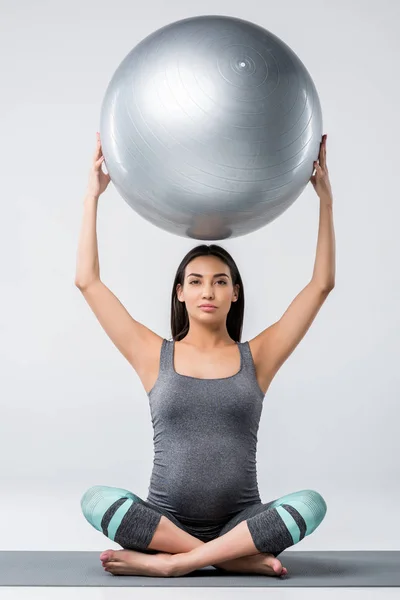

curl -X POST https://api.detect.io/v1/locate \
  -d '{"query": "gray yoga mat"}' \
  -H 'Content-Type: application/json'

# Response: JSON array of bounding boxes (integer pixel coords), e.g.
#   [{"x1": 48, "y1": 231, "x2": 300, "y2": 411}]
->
[{"x1": 1, "y1": 551, "x2": 399, "y2": 587}]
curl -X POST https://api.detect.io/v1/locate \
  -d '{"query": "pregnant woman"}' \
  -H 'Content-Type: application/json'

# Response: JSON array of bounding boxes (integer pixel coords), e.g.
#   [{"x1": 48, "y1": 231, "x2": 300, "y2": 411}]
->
[{"x1": 76, "y1": 133, "x2": 335, "y2": 578}]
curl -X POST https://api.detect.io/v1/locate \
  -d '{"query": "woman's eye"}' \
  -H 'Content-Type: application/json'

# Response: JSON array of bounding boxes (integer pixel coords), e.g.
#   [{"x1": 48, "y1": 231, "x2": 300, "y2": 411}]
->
[{"x1": 189, "y1": 280, "x2": 226, "y2": 285}]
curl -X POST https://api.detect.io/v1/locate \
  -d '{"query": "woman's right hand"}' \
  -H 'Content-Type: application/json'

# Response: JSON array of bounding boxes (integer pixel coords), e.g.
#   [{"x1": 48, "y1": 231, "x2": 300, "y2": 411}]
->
[{"x1": 86, "y1": 132, "x2": 111, "y2": 198}]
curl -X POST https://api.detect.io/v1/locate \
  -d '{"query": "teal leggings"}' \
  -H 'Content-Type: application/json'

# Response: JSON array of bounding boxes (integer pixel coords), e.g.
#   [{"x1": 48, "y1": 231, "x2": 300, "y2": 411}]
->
[{"x1": 81, "y1": 485, "x2": 327, "y2": 557}]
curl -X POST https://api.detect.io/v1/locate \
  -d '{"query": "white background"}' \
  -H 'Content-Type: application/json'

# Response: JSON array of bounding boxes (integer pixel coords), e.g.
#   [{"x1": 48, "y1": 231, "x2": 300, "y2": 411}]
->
[{"x1": 1, "y1": 0, "x2": 399, "y2": 556}]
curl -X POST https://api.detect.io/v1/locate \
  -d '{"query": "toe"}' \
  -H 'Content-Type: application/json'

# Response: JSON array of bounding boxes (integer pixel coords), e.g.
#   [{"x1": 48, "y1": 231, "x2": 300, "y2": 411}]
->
[
  {"x1": 105, "y1": 564, "x2": 121, "y2": 575},
  {"x1": 100, "y1": 549, "x2": 114, "y2": 561}
]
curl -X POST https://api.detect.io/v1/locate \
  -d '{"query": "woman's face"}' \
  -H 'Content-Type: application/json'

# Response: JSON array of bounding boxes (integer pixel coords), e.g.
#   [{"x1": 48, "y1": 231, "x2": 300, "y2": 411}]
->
[{"x1": 176, "y1": 255, "x2": 239, "y2": 319}]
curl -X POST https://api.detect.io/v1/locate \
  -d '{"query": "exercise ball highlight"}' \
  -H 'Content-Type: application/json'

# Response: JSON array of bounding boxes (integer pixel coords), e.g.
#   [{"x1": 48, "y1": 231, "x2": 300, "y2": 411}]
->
[{"x1": 100, "y1": 15, "x2": 323, "y2": 240}]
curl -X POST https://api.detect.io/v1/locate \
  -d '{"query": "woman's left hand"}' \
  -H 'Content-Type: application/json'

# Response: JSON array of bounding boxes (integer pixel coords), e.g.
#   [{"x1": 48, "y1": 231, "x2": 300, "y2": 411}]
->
[{"x1": 310, "y1": 134, "x2": 333, "y2": 203}]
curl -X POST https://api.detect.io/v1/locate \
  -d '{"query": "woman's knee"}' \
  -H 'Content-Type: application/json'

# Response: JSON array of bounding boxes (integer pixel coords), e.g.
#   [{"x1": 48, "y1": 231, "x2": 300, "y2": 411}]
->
[
  {"x1": 80, "y1": 484, "x2": 142, "y2": 532},
  {"x1": 80, "y1": 485, "x2": 163, "y2": 551},
  {"x1": 306, "y1": 489, "x2": 327, "y2": 517},
  {"x1": 271, "y1": 488, "x2": 327, "y2": 535},
  {"x1": 298, "y1": 489, "x2": 327, "y2": 533}
]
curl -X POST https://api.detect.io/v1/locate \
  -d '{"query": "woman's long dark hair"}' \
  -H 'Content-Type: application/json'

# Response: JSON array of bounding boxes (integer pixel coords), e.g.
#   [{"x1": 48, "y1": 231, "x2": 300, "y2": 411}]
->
[{"x1": 170, "y1": 244, "x2": 245, "y2": 342}]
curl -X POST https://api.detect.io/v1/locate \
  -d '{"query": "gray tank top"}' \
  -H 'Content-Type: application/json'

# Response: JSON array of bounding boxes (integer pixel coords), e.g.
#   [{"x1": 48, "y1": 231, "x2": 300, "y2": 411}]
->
[{"x1": 146, "y1": 338, "x2": 265, "y2": 536}]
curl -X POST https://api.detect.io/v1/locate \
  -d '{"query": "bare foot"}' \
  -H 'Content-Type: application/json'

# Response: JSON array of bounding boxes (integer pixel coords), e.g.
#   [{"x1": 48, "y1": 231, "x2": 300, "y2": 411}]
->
[
  {"x1": 170, "y1": 551, "x2": 287, "y2": 577},
  {"x1": 99, "y1": 549, "x2": 287, "y2": 578},
  {"x1": 216, "y1": 552, "x2": 288, "y2": 577},
  {"x1": 100, "y1": 548, "x2": 172, "y2": 577}
]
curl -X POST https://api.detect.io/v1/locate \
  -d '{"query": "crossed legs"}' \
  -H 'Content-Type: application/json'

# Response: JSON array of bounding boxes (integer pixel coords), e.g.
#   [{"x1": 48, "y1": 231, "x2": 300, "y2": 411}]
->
[
  {"x1": 81, "y1": 485, "x2": 327, "y2": 576},
  {"x1": 80, "y1": 485, "x2": 264, "y2": 574}
]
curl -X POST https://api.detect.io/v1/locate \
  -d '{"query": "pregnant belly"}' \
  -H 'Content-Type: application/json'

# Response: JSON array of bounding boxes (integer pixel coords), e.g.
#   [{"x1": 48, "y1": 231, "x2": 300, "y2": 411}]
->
[{"x1": 149, "y1": 444, "x2": 258, "y2": 521}]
